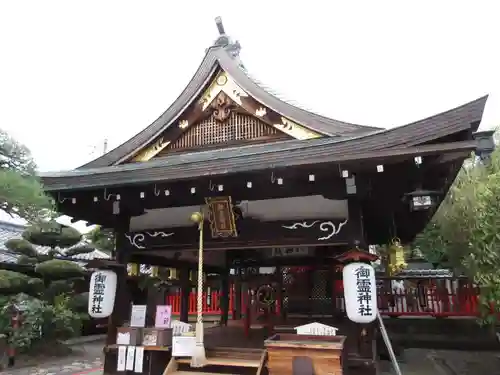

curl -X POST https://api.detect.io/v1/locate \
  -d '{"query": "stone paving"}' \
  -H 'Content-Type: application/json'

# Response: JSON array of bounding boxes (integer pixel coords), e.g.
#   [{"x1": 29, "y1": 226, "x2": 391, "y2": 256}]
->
[
  {"x1": 2, "y1": 341, "x2": 103, "y2": 375},
  {"x1": 2, "y1": 345, "x2": 500, "y2": 374},
  {"x1": 379, "y1": 348, "x2": 500, "y2": 375}
]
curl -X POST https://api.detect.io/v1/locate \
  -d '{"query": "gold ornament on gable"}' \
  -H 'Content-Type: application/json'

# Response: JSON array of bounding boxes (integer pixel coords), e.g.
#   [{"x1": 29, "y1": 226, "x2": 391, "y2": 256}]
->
[
  {"x1": 132, "y1": 137, "x2": 171, "y2": 162},
  {"x1": 210, "y1": 91, "x2": 235, "y2": 123}
]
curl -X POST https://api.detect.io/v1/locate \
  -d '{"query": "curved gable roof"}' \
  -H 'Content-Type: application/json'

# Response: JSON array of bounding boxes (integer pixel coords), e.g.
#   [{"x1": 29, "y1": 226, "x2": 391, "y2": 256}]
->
[{"x1": 81, "y1": 44, "x2": 381, "y2": 169}]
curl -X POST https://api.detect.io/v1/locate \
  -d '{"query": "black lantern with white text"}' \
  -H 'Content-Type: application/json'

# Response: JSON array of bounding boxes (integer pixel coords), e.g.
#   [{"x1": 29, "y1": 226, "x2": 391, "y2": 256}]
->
[{"x1": 404, "y1": 189, "x2": 440, "y2": 211}]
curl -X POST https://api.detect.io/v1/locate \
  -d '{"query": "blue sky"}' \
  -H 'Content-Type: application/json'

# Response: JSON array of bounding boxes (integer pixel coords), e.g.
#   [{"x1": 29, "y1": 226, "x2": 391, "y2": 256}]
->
[{"x1": 0, "y1": 0, "x2": 498, "y2": 173}]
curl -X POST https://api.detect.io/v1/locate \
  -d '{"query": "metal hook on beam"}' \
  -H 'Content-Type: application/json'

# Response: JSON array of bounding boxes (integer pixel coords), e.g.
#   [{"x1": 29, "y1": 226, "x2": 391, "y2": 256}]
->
[{"x1": 153, "y1": 184, "x2": 161, "y2": 197}]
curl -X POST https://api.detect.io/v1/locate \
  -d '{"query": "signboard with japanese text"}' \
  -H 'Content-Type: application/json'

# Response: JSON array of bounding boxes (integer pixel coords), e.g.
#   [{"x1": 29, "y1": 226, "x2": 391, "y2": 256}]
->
[
  {"x1": 154, "y1": 305, "x2": 172, "y2": 328},
  {"x1": 206, "y1": 196, "x2": 238, "y2": 238}
]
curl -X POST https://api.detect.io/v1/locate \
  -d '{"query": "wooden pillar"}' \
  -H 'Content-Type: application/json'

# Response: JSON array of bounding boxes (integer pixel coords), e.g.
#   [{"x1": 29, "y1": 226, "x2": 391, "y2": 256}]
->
[
  {"x1": 329, "y1": 261, "x2": 337, "y2": 317},
  {"x1": 179, "y1": 267, "x2": 190, "y2": 323},
  {"x1": 233, "y1": 268, "x2": 242, "y2": 320},
  {"x1": 346, "y1": 196, "x2": 377, "y2": 375},
  {"x1": 307, "y1": 268, "x2": 314, "y2": 317},
  {"x1": 220, "y1": 269, "x2": 230, "y2": 326},
  {"x1": 145, "y1": 284, "x2": 157, "y2": 327},
  {"x1": 276, "y1": 266, "x2": 286, "y2": 322},
  {"x1": 104, "y1": 214, "x2": 131, "y2": 375}
]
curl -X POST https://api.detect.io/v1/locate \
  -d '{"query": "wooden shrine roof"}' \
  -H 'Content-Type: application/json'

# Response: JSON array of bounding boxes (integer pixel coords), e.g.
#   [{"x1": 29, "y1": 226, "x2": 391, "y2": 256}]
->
[
  {"x1": 82, "y1": 41, "x2": 386, "y2": 169},
  {"x1": 41, "y1": 139, "x2": 477, "y2": 191},
  {"x1": 79, "y1": 40, "x2": 379, "y2": 169},
  {"x1": 41, "y1": 20, "x2": 488, "y2": 192}
]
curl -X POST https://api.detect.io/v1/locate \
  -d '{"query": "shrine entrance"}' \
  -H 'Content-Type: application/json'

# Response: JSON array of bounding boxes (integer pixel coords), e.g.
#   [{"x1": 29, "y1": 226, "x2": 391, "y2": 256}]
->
[{"x1": 234, "y1": 247, "x2": 340, "y2": 337}]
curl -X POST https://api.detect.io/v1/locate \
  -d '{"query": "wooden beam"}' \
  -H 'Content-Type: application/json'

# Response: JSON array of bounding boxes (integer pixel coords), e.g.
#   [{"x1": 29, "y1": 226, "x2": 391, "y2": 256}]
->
[
  {"x1": 57, "y1": 169, "x2": 348, "y2": 218},
  {"x1": 122, "y1": 218, "x2": 351, "y2": 252}
]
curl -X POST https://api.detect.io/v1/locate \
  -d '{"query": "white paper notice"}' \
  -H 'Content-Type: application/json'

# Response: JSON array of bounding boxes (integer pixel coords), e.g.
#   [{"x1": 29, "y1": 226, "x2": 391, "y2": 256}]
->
[
  {"x1": 172, "y1": 336, "x2": 196, "y2": 357},
  {"x1": 126, "y1": 346, "x2": 136, "y2": 370},
  {"x1": 130, "y1": 305, "x2": 147, "y2": 327},
  {"x1": 116, "y1": 332, "x2": 131, "y2": 345},
  {"x1": 134, "y1": 346, "x2": 145, "y2": 373},
  {"x1": 117, "y1": 346, "x2": 127, "y2": 371}
]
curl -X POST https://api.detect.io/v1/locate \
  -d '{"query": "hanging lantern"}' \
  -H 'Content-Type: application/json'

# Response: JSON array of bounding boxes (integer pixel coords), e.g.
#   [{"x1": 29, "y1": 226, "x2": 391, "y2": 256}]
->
[
  {"x1": 404, "y1": 189, "x2": 440, "y2": 211},
  {"x1": 88, "y1": 270, "x2": 117, "y2": 318},
  {"x1": 168, "y1": 268, "x2": 178, "y2": 280},
  {"x1": 128, "y1": 263, "x2": 139, "y2": 276},
  {"x1": 387, "y1": 238, "x2": 407, "y2": 276},
  {"x1": 151, "y1": 266, "x2": 159, "y2": 278}
]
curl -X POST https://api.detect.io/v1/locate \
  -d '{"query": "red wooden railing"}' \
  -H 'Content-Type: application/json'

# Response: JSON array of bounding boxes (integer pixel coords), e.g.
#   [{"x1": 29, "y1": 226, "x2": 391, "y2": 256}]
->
[
  {"x1": 375, "y1": 281, "x2": 480, "y2": 317},
  {"x1": 166, "y1": 278, "x2": 484, "y2": 318}
]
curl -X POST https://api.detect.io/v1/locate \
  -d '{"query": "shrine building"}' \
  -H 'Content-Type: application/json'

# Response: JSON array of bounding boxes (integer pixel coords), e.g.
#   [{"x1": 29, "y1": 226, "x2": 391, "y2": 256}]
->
[{"x1": 40, "y1": 17, "x2": 490, "y2": 375}]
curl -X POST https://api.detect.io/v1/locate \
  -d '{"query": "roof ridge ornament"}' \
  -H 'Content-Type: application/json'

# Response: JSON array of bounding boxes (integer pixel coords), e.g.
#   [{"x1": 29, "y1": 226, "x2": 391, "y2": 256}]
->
[{"x1": 212, "y1": 16, "x2": 242, "y2": 61}]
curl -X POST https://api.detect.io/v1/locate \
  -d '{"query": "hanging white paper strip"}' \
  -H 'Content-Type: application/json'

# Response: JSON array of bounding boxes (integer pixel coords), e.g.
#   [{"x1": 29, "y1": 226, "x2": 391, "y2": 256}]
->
[
  {"x1": 134, "y1": 346, "x2": 145, "y2": 373},
  {"x1": 126, "y1": 346, "x2": 136, "y2": 370},
  {"x1": 117, "y1": 346, "x2": 127, "y2": 371}
]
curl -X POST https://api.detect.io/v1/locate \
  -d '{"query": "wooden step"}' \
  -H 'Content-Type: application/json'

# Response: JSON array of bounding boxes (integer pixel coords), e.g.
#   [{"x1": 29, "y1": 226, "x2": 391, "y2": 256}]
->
[
  {"x1": 206, "y1": 347, "x2": 263, "y2": 362},
  {"x1": 176, "y1": 357, "x2": 260, "y2": 368},
  {"x1": 164, "y1": 358, "x2": 239, "y2": 375}
]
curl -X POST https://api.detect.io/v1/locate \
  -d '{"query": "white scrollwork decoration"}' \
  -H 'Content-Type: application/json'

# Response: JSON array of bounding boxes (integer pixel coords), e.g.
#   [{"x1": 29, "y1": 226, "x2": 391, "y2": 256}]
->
[
  {"x1": 282, "y1": 219, "x2": 348, "y2": 241},
  {"x1": 145, "y1": 231, "x2": 174, "y2": 238},
  {"x1": 124, "y1": 231, "x2": 174, "y2": 249},
  {"x1": 124, "y1": 233, "x2": 146, "y2": 249}
]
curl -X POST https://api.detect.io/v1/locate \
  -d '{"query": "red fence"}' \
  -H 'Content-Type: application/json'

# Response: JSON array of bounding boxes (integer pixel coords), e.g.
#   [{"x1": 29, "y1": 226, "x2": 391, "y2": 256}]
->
[
  {"x1": 167, "y1": 290, "x2": 231, "y2": 315},
  {"x1": 374, "y1": 279, "x2": 480, "y2": 317},
  {"x1": 166, "y1": 278, "x2": 483, "y2": 318}
]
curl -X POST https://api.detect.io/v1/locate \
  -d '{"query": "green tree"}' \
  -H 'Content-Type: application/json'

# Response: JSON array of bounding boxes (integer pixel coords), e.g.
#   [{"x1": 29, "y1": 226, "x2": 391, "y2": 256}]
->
[
  {"x1": 415, "y1": 149, "x2": 500, "y2": 323},
  {"x1": 4, "y1": 221, "x2": 93, "y2": 304},
  {"x1": 85, "y1": 226, "x2": 115, "y2": 254},
  {"x1": 0, "y1": 129, "x2": 52, "y2": 221}
]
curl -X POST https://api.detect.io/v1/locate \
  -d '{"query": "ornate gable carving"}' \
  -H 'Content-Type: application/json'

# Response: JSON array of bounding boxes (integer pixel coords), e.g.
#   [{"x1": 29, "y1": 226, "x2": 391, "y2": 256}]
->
[
  {"x1": 211, "y1": 91, "x2": 234, "y2": 123},
  {"x1": 163, "y1": 110, "x2": 286, "y2": 153},
  {"x1": 129, "y1": 70, "x2": 322, "y2": 162}
]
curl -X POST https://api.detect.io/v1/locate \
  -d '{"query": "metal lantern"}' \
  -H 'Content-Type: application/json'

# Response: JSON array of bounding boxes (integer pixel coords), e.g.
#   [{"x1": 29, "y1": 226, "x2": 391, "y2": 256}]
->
[
  {"x1": 387, "y1": 238, "x2": 407, "y2": 276},
  {"x1": 168, "y1": 268, "x2": 178, "y2": 280},
  {"x1": 150, "y1": 266, "x2": 159, "y2": 278},
  {"x1": 473, "y1": 130, "x2": 495, "y2": 161},
  {"x1": 128, "y1": 263, "x2": 139, "y2": 276},
  {"x1": 404, "y1": 189, "x2": 440, "y2": 211}
]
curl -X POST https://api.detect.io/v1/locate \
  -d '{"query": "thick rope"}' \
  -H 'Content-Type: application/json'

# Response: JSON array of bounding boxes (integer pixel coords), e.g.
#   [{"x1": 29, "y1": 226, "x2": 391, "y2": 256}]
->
[
  {"x1": 190, "y1": 219, "x2": 206, "y2": 367},
  {"x1": 196, "y1": 221, "x2": 204, "y2": 326}
]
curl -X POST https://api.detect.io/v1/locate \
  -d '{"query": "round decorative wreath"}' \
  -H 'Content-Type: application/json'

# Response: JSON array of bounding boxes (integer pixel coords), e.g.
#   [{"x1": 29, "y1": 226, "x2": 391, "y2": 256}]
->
[{"x1": 256, "y1": 284, "x2": 276, "y2": 309}]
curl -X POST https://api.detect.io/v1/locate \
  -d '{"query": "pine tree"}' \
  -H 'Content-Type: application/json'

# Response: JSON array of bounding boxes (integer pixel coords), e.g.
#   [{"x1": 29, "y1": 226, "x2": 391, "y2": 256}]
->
[{"x1": 0, "y1": 129, "x2": 52, "y2": 221}]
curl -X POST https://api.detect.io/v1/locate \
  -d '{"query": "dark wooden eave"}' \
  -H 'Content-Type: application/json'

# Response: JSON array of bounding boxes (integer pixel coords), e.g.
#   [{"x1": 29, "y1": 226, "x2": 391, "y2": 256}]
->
[
  {"x1": 80, "y1": 45, "x2": 382, "y2": 169},
  {"x1": 41, "y1": 140, "x2": 478, "y2": 192}
]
